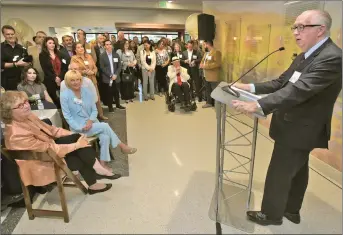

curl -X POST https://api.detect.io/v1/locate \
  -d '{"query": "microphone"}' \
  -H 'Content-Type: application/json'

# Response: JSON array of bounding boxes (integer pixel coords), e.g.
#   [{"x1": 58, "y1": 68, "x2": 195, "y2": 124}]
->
[{"x1": 222, "y1": 47, "x2": 285, "y2": 97}]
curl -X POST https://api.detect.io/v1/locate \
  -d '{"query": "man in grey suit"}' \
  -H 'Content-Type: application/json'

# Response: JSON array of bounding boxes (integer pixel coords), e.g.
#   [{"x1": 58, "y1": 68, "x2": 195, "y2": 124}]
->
[
  {"x1": 233, "y1": 10, "x2": 342, "y2": 226},
  {"x1": 99, "y1": 39, "x2": 125, "y2": 112}
]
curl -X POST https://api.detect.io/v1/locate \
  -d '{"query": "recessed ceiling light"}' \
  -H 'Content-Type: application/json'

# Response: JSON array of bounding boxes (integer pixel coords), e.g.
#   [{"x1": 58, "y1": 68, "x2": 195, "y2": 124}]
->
[{"x1": 168, "y1": 1, "x2": 173, "y2": 2}]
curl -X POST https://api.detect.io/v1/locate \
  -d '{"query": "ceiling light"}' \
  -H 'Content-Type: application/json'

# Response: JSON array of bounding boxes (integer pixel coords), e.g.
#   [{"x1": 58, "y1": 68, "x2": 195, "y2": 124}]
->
[{"x1": 168, "y1": 1, "x2": 173, "y2": 2}]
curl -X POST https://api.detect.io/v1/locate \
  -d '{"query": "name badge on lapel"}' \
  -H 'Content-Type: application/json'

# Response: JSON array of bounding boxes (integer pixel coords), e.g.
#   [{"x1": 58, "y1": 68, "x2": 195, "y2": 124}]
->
[
  {"x1": 192, "y1": 55, "x2": 197, "y2": 59},
  {"x1": 86, "y1": 49, "x2": 91, "y2": 54},
  {"x1": 289, "y1": 71, "x2": 302, "y2": 83},
  {"x1": 179, "y1": 54, "x2": 183, "y2": 58},
  {"x1": 62, "y1": 59, "x2": 67, "y2": 64},
  {"x1": 113, "y1": 58, "x2": 119, "y2": 63},
  {"x1": 207, "y1": 56, "x2": 212, "y2": 60},
  {"x1": 147, "y1": 55, "x2": 151, "y2": 59},
  {"x1": 84, "y1": 60, "x2": 89, "y2": 65},
  {"x1": 73, "y1": 98, "x2": 83, "y2": 105}
]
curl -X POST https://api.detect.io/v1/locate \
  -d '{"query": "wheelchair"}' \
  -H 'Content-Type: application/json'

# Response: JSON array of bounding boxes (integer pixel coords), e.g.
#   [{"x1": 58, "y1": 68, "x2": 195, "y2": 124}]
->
[{"x1": 165, "y1": 77, "x2": 197, "y2": 112}]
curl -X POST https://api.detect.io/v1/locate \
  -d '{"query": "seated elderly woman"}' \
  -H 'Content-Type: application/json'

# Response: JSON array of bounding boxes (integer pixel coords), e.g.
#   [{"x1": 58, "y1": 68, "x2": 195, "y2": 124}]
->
[
  {"x1": 60, "y1": 70, "x2": 137, "y2": 171},
  {"x1": 17, "y1": 66, "x2": 56, "y2": 110},
  {"x1": 1, "y1": 91, "x2": 119, "y2": 195},
  {"x1": 167, "y1": 56, "x2": 191, "y2": 108}
]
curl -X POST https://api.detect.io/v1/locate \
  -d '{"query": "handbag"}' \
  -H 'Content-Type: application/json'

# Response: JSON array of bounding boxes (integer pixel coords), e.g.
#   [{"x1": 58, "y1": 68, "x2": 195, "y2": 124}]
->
[{"x1": 121, "y1": 66, "x2": 135, "y2": 83}]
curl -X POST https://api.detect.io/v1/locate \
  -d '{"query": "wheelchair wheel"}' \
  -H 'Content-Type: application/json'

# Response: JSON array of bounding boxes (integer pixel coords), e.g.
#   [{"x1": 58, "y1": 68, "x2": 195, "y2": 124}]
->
[
  {"x1": 165, "y1": 94, "x2": 170, "y2": 104},
  {"x1": 168, "y1": 104, "x2": 175, "y2": 112},
  {"x1": 191, "y1": 102, "x2": 197, "y2": 111}
]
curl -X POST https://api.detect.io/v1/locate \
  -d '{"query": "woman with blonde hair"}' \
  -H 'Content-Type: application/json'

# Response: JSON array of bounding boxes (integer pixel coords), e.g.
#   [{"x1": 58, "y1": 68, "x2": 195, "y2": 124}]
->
[
  {"x1": 71, "y1": 42, "x2": 108, "y2": 120},
  {"x1": 60, "y1": 70, "x2": 137, "y2": 171},
  {"x1": 1, "y1": 90, "x2": 118, "y2": 195}
]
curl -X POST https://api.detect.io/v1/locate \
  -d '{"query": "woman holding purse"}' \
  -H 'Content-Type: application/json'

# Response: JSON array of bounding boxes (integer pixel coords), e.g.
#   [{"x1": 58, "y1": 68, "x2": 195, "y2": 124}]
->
[{"x1": 116, "y1": 40, "x2": 136, "y2": 103}]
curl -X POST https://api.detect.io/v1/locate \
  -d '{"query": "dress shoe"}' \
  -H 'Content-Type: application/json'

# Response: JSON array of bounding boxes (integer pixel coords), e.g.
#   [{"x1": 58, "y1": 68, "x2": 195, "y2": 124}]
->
[
  {"x1": 284, "y1": 212, "x2": 301, "y2": 224},
  {"x1": 121, "y1": 147, "x2": 137, "y2": 154},
  {"x1": 108, "y1": 107, "x2": 115, "y2": 113},
  {"x1": 202, "y1": 103, "x2": 213, "y2": 108},
  {"x1": 116, "y1": 105, "x2": 126, "y2": 110},
  {"x1": 98, "y1": 116, "x2": 109, "y2": 121},
  {"x1": 88, "y1": 183, "x2": 112, "y2": 195},
  {"x1": 246, "y1": 211, "x2": 283, "y2": 226},
  {"x1": 180, "y1": 102, "x2": 186, "y2": 109},
  {"x1": 96, "y1": 173, "x2": 122, "y2": 180}
]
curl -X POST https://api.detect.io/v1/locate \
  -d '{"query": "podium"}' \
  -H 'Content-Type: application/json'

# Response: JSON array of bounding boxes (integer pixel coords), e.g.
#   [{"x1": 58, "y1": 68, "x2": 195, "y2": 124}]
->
[{"x1": 208, "y1": 82, "x2": 266, "y2": 233}]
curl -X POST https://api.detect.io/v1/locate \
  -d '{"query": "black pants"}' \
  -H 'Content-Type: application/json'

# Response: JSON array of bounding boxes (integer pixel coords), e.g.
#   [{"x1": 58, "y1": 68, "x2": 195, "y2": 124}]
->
[
  {"x1": 54, "y1": 134, "x2": 97, "y2": 186},
  {"x1": 44, "y1": 80, "x2": 61, "y2": 109},
  {"x1": 1, "y1": 77, "x2": 20, "y2": 91},
  {"x1": 172, "y1": 83, "x2": 190, "y2": 104},
  {"x1": 205, "y1": 81, "x2": 219, "y2": 105},
  {"x1": 97, "y1": 73, "x2": 107, "y2": 104},
  {"x1": 106, "y1": 82, "x2": 121, "y2": 109},
  {"x1": 261, "y1": 143, "x2": 311, "y2": 219},
  {"x1": 189, "y1": 68, "x2": 202, "y2": 100},
  {"x1": 155, "y1": 65, "x2": 168, "y2": 93}
]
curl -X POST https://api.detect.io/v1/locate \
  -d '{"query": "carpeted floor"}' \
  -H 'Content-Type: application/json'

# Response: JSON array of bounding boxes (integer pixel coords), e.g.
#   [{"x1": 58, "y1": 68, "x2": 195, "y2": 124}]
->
[
  {"x1": 104, "y1": 108, "x2": 129, "y2": 176},
  {"x1": 1, "y1": 108, "x2": 129, "y2": 234}
]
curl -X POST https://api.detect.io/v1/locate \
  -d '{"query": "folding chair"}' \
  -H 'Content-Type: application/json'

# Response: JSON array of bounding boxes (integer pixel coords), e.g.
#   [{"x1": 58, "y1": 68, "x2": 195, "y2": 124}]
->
[{"x1": 1, "y1": 147, "x2": 87, "y2": 223}]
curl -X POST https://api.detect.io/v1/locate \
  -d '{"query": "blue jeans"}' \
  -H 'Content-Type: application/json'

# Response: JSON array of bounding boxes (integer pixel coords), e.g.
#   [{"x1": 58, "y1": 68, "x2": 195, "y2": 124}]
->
[{"x1": 83, "y1": 122, "x2": 121, "y2": 162}]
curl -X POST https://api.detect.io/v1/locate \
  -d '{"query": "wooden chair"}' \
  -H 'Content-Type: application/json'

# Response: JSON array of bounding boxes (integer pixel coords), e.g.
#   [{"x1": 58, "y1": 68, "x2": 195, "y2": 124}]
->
[{"x1": 0, "y1": 147, "x2": 87, "y2": 223}]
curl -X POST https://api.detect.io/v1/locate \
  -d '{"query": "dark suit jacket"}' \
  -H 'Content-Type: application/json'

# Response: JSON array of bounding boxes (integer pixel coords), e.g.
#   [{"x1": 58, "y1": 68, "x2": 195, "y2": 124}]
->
[
  {"x1": 59, "y1": 47, "x2": 72, "y2": 66},
  {"x1": 99, "y1": 50, "x2": 122, "y2": 84},
  {"x1": 39, "y1": 51, "x2": 68, "y2": 85},
  {"x1": 255, "y1": 38, "x2": 342, "y2": 150},
  {"x1": 181, "y1": 49, "x2": 202, "y2": 78}
]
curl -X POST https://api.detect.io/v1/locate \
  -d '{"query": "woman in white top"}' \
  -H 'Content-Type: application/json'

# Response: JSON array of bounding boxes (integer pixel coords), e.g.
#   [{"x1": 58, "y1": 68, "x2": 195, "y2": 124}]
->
[
  {"x1": 140, "y1": 41, "x2": 156, "y2": 101},
  {"x1": 117, "y1": 40, "x2": 137, "y2": 103}
]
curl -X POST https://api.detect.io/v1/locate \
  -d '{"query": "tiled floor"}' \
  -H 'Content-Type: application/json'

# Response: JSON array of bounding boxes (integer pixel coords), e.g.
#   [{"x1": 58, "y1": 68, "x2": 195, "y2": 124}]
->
[{"x1": 10, "y1": 97, "x2": 342, "y2": 234}]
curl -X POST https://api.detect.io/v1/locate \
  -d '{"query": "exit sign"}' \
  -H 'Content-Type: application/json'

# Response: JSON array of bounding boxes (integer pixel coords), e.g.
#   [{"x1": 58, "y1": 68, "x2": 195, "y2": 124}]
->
[{"x1": 159, "y1": 1, "x2": 167, "y2": 8}]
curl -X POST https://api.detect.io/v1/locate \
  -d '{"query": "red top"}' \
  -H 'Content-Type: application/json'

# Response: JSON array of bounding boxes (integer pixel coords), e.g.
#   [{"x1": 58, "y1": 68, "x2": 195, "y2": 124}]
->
[{"x1": 50, "y1": 56, "x2": 61, "y2": 77}]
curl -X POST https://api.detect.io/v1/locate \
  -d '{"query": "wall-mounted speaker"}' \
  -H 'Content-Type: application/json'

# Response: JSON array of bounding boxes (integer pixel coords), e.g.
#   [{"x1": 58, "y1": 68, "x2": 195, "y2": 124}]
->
[{"x1": 197, "y1": 14, "x2": 215, "y2": 41}]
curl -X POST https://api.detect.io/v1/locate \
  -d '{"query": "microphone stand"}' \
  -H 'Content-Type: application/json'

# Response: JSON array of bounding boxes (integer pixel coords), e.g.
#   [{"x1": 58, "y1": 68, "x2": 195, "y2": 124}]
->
[{"x1": 222, "y1": 47, "x2": 285, "y2": 98}]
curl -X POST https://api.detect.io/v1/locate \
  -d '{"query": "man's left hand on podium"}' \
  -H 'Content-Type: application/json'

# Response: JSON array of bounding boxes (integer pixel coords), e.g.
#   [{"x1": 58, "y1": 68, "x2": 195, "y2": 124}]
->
[{"x1": 232, "y1": 100, "x2": 259, "y2": 114}]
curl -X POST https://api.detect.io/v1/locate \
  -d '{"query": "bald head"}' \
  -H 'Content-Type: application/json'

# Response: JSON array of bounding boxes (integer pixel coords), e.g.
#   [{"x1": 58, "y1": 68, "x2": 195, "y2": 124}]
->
[{"x1": 118, "y1": 31, "x2": 124, "y2": 40}]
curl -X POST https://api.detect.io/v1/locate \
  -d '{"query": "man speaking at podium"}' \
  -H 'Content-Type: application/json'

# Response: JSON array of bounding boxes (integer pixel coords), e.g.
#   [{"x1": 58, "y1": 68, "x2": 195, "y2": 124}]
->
[{"x1": 232, "y1": 10, "x2": 342, "y2": 226}]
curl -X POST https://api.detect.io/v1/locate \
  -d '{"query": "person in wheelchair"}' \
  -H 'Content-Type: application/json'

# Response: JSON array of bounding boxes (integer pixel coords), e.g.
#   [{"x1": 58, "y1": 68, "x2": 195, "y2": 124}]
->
[{"x1": 167, "y1": 57, "x2": 191, "y2": 109}]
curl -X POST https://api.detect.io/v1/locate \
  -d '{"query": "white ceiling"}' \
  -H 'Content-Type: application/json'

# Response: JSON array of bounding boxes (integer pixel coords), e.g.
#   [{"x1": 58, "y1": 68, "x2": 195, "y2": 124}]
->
[{"x1": 1, "y1": 0, "x2": 203, "y2": 12}]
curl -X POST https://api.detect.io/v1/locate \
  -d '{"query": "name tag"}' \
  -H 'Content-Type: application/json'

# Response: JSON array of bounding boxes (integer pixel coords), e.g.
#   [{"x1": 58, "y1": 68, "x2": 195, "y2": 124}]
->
[
  {"x1": 86, "y1": 49, "x2": 91, "y2": 54},
  {"x1": 113, "y1": 58, "x2": 118, "y2": 63},
  {"x1": 84, "y1": 60, "x2": 89, "y2": 65},
  {"x1": 62, "y1": 59, "x2": 67, "y2": 64},
  {"x1": 147, "y1": 55, "x2": 151, "y2": 59},
  {"x1": 289, "y1": 71, "x2": 302, "y2": 83},
  {"x1": 73, "y1": 97, "x2": 83, "y2": 105},
  {"x1": 207, "y1": 56, "x2": 212, "y2": 60},
  {"x1": 32, "y1": 94, "x2": 40, "y2": 99},
  {"x1": 13, "y1": 55, "x2": 19, "y2": 62},
  {"x1": 192, "y1": 55, "x2": 197, "y2": 59},
  {"x1": 179, "y1": 54, "x2": 183, "y2": 58}
]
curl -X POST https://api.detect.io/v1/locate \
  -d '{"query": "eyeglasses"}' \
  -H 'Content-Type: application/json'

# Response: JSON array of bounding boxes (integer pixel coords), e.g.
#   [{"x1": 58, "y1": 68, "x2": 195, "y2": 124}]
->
[
  {"x1": 291, "y1": 24, "x2": 322, "y2": 32},
  {"x1": 12, "y1": 100, "x2": 29, "y2": 110}
]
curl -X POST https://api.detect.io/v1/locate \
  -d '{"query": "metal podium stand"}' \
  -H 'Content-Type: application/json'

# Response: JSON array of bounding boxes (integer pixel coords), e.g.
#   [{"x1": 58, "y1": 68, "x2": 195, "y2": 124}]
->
[{"x1": 208, "y1": 82, "x2": 266, "y2": 234}]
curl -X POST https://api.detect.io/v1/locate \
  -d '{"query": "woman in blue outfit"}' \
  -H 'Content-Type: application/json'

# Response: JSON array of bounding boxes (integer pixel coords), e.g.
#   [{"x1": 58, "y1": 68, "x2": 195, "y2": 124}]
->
[{"x1": 60, "y1": 70, "x2": 137, "y2": 171}]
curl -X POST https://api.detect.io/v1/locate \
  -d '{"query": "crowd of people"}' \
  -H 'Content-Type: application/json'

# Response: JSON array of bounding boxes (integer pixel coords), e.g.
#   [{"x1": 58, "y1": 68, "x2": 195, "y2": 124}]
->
[{"x1": 0, "y1": 25, "x2": 222, "y2": 205}]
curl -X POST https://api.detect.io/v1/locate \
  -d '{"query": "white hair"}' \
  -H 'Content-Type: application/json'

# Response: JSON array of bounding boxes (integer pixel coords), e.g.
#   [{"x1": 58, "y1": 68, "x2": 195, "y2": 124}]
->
[{"x1": 305, "y1": 10, "x2": 332, "y2": 36}]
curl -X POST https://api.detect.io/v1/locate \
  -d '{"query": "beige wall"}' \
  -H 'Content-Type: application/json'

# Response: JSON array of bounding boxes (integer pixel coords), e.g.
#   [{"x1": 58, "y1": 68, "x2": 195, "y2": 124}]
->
[
  {"x1": 203, "y1": 1, "x2": 342, "y2": 171},
  {"x1": 1, "y1": 6, "x2": 197, "y2": 41}
]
